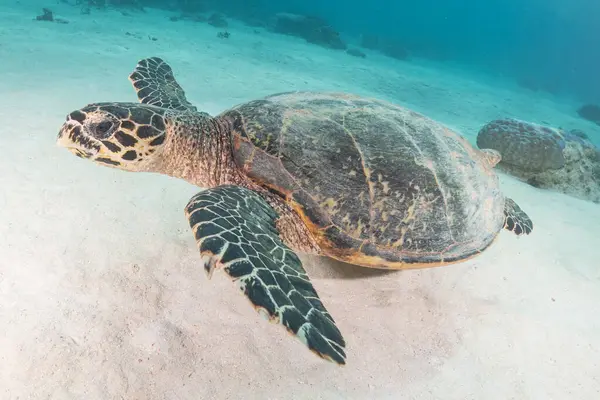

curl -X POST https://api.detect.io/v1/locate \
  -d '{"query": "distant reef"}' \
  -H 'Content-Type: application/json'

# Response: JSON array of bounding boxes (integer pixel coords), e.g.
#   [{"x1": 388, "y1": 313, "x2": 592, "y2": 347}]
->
[
  {"x1": 80, "y1": 0, "x2": 143, "y2": 7},
  {"x1": 577, "y1": 104, "x2": 600, "y2": 126},
  {"x1": 271, "y1": 13, "x2": 346, "y2": 50},
  {"x1": 69, "y1": 1, "x2": 417, "y2": 60},
  {"x1": 33, "y1": 8, "x2": 69, "y2": 23},
  {"x1": 74, "y1": 2, "x2": 348, "y2": 49}
]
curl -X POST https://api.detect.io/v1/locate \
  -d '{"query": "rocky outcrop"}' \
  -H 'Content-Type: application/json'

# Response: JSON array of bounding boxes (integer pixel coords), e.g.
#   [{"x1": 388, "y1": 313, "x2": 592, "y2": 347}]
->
[
  {"x1": 577, "y1": 104, "x2": 600, "y2": 126},
  {"x1": 346, "y1": 48, "x2": 366, "y2": 58},
  {"x1": 271, "y1": 13, "x2": 346, "y2": 50},
  {"x1": 477, "y1": 118, "x2": 600, "y2": 203}
]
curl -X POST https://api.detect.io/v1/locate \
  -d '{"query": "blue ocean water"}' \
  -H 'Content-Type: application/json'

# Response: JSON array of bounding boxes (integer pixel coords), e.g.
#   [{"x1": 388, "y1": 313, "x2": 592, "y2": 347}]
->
[
  {"x1": 2, "y1": 0, "x2": 600, "y2": 398},
  {"x1": 131, "y1": 0, "x2": 600, "y2": 103},
  {"x1": 276, "y1": 0, "x2": 600, "y2": 102}
]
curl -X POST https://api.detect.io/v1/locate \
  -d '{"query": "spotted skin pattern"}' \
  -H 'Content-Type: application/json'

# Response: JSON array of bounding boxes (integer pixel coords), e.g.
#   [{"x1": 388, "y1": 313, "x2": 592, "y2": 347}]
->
[
  {"x1": 129, "y1": 56, "x2": 198, "y2": 112},
  {"x1": 58, "y1": 102, "x2": 170, "y2": 169},
  {"x1": 503, "y1": 198, "x2": 533, "y2": 235},
  {"x1": 185, "y1": 185, "x2": 346, "y2": 364}
]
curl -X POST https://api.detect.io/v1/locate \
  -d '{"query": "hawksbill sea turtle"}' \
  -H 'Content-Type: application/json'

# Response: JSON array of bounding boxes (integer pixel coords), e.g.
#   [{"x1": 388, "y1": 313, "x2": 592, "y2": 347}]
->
[{"x1": 56, "y1": 57, "x2": 533, "y2": 365}]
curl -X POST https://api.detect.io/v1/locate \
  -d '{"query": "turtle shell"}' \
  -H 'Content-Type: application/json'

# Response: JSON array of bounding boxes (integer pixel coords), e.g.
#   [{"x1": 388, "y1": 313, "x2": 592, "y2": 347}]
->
[{"x1": 219, "y1": 92, "x2": 504, "y2": 268}]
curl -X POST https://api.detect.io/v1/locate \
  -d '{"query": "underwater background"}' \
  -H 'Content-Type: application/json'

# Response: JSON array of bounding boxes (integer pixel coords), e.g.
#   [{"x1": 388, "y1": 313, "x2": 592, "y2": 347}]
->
[
  {"x1": 133, "y1": 0, "x2": 600, "y2": 103},
  {"x1": 1, "y1": 0, "x2": 600, "y2": 398}
]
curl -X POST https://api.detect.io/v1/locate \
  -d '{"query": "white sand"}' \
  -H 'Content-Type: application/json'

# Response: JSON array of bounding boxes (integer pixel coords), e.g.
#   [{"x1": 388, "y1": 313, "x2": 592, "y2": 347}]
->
[{"x1": 1, "y1": 2, "x2": 599, "y2": 399}]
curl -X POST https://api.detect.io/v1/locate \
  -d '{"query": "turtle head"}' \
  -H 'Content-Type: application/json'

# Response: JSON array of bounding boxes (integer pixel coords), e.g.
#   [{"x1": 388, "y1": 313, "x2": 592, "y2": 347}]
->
[{"x1": 57, "y1": 102, "x2": 170, "y2": 172}]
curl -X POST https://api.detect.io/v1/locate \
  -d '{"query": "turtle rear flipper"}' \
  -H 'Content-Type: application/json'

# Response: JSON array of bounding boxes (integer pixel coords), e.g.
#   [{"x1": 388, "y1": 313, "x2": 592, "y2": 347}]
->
[
  {"x1": 503, "y1": 198, "x2": 533, "y2": 236},
  {"x1": 185, "y1": 185, "x2": 346, "y2": 365},
  {"x1": 129, "y1": 57, "x2": 198, "y2": 112}
]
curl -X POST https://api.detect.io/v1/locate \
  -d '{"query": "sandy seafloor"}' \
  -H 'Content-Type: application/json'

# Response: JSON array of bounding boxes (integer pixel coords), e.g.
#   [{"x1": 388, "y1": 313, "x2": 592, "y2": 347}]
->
[{"x1": 1, "y1": 1, "x2": 599, "y2": 399}]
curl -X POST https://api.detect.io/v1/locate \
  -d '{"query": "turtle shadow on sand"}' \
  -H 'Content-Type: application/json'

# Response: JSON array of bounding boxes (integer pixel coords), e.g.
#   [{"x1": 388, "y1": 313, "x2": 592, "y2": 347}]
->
[{"x1": 302, "y1": 255, "x2": 399, "y2": 280}]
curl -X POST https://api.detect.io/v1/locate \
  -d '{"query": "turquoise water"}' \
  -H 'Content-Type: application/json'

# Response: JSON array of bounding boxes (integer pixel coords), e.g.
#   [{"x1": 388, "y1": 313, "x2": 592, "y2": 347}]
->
[
  {"x1": 1, "y1": 1, "x2": 599, "y2": 399},
  {"x1": 139, "y1": 0, "x2": 600, "y2": 103}
]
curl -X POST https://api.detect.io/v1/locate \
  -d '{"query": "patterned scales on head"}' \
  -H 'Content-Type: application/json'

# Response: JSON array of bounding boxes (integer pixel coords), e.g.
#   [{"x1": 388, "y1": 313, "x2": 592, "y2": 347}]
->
[
  {"x1": 62, "y1": 102, "x2": 170, "y2": 166},
  {"x1": 56, "y1": 57, "x2": 533, "y2": 367},
  {"x1": 222, "y1": 92, "x2": 517, "y2": 267}
]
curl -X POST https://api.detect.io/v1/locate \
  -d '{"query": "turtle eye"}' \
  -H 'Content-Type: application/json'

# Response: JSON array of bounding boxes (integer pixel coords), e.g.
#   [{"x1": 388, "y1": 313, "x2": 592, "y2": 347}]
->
[{"x1": 94, "y1": 121, "x2": 115, "y2": 138}]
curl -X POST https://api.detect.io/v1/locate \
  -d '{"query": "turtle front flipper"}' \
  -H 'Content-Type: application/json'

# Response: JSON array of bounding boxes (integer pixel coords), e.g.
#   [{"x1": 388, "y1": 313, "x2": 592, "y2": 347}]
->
[
  {"x1": 185, "y1": 185, "x2": 346, "y2": 365},
  {"x1": 503, "y1": 198, "x2": 533, "y2": 236},
  {"x1": 128, "y1": 57, "x2": 199, "y2": 112}
]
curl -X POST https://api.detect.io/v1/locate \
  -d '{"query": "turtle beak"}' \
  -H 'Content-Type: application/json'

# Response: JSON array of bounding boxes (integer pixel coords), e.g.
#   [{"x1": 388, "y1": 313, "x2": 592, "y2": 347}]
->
[{"x1": 57, "y1": 120, "x2": 100, "y2": 159}]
